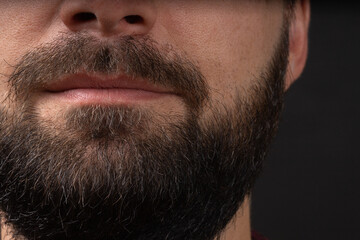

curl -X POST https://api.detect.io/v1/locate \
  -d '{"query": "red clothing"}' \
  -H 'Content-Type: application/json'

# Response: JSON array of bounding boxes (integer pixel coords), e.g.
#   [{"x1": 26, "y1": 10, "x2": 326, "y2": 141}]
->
[{"x1": 251, "y1": 231, "x2": 268, "y2": 240}]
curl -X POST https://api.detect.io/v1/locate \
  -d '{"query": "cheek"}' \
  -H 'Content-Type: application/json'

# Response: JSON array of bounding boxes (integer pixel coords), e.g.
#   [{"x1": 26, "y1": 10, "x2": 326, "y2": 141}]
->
[
  {"x1": 158, "y1": 2, "x2": 283, "y2": 104},
  {"x1": 0, "y1": 1, "x2": 61, "y2": 66},
  {"x1": 157, "y1": 3, "x2": 284, "y2": 122}
]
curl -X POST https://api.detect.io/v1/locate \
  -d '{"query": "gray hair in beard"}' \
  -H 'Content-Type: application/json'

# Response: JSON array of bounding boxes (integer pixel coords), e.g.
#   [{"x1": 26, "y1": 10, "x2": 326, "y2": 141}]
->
[{"x1": 0, "y1": 28, "x2": 288, "y2": 240}]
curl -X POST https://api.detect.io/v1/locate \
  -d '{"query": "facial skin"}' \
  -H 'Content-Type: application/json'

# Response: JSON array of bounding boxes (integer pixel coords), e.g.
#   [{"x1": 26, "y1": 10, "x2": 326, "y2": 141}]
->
[{"x1": 0, "y1": 1, "x2": 310, "y2": 240}]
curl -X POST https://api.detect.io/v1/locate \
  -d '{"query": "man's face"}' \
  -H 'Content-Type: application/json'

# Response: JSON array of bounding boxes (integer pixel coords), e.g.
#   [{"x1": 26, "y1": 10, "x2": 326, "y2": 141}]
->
[{"x1": 0, "y1": 1, "x2": 291, "y2": 239}]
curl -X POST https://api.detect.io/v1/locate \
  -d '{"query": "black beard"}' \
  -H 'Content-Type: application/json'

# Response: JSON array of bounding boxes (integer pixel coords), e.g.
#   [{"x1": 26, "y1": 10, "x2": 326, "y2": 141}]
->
[{"x1": 0, "y1": 30, "x2": 288, "y2": 240}]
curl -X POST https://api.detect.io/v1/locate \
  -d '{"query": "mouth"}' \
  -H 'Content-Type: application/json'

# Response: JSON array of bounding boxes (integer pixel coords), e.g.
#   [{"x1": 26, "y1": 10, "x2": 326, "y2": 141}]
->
[{"x1": 44, "y1": 73, "x2": 176, "y2": 105}]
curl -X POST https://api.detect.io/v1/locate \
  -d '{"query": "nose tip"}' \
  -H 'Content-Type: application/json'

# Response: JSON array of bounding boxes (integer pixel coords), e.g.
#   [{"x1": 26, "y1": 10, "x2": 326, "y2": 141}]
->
[{"x1": 60, "y1": 0, "x2": 156, "y2": 37}]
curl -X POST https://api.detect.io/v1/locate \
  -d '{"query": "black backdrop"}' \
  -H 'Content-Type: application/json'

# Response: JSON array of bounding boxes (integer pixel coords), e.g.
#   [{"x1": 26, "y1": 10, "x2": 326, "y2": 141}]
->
[{"x1": 252, "y1": 2, "x2": 360, "y2": 240}]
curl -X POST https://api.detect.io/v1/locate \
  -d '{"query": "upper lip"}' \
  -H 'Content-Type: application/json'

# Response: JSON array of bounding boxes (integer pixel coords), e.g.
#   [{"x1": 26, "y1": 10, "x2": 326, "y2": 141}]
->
[{"x1": 45, "y1": 73, "x2": 173, "y2": 94}]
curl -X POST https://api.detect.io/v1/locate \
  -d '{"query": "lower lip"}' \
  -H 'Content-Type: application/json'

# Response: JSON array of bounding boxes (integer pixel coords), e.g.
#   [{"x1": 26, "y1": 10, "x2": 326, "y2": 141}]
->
[{"x1": 47, "y1": 88, "x2": 173, "y2": 104}]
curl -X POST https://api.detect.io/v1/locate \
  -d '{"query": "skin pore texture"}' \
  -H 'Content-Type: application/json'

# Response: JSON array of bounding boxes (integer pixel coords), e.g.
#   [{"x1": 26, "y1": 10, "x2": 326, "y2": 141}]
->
[{"x1": 0, "y1": 0, "x2": 310, "y2": 239}]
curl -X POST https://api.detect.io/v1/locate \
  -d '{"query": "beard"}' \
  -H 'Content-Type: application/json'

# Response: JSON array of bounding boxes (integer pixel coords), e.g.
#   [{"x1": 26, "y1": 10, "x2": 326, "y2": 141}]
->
[{"x1": 0, "y1": 28, "x2": 288, "y2": 240}]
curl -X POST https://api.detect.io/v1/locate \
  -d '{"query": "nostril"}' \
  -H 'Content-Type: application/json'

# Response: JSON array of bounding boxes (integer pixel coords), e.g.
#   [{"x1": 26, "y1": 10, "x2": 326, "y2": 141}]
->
[
  {"x1": 124, "y1": 15, "x2": 144, "y2": 24},
  {"x1": 73, "y1": 12, "x2": 97, "y2": 23}
]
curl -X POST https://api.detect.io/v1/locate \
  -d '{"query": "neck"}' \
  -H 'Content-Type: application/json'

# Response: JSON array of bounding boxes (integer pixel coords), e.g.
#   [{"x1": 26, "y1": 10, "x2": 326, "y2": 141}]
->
[
  {"x1": 219, "y1": 196, "x2": 252, "y2": 240},
  {"x1": 1, "y1": 197, "x2": 252, "y2": 240}
]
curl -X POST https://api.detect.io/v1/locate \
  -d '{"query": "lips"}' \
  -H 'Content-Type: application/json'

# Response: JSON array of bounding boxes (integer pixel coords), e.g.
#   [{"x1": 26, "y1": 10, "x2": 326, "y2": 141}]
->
[
  {"x1": 46, "y1": 73, "x2": 172, "y2": 93},
  {"x1": 44, "y1": 73, "x2": 175, "y2": 104}
]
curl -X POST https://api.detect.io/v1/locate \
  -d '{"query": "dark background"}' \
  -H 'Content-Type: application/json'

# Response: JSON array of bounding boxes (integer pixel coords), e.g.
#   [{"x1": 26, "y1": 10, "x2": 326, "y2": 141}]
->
[{"x1": 252, "y1": 3, "x2": 360, "y2": 240}]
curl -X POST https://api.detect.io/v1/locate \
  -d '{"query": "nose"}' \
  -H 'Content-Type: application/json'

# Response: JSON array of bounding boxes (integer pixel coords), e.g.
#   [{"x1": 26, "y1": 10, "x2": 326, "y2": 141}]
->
[{"x1": 60, "y1": 0, "x2": 157, "y2": 37}]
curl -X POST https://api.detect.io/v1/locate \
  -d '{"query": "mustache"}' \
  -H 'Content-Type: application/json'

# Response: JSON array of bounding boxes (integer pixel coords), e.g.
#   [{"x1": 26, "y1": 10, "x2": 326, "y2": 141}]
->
[{"x1": 7, "y1": 33, "x2": 208, "y2": 110}]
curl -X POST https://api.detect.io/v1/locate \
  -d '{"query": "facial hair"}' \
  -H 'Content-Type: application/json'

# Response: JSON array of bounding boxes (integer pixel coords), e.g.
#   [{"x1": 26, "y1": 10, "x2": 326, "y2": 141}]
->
[{"x1": 0, "y1": 29, "x2": 288, "y2": 240}]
